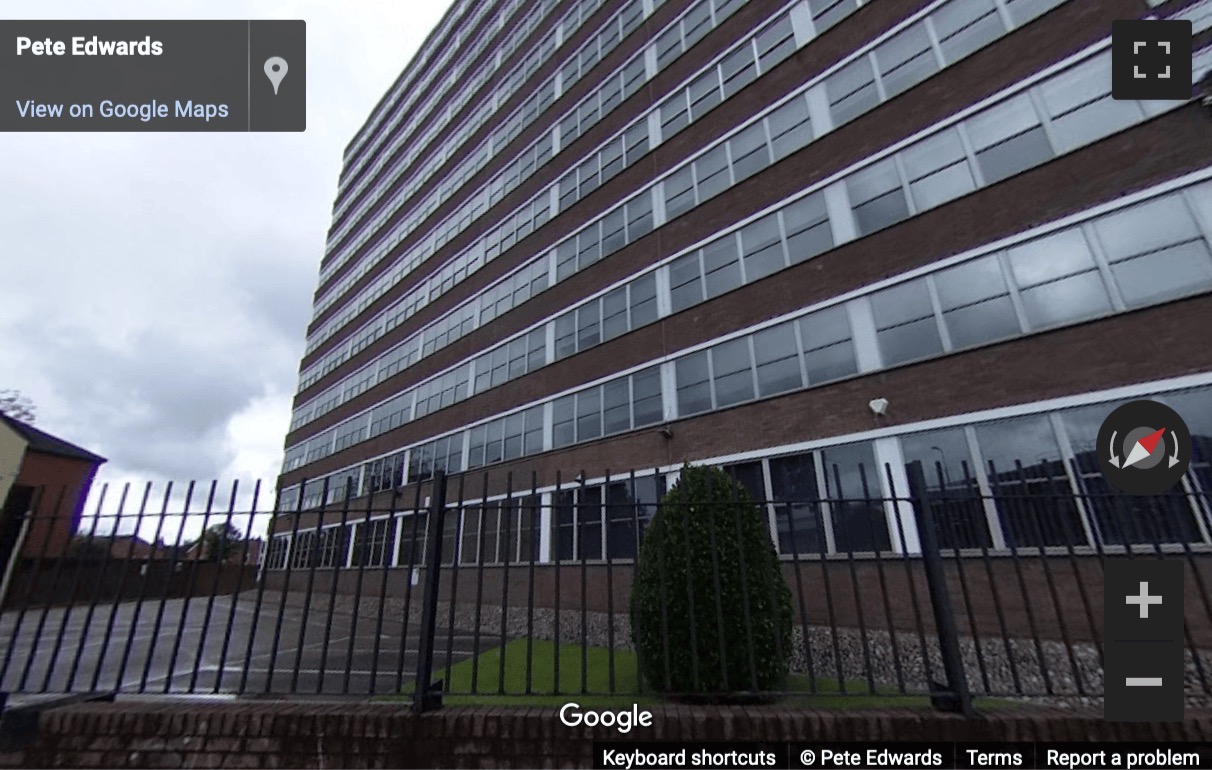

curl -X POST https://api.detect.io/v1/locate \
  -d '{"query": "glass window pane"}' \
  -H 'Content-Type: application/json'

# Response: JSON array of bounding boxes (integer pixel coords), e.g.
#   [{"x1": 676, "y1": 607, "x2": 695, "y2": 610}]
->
[
  {"x1": 1160, "y1": 387, "x2": 1212, "y2": 508},
  {"x1": 801, "y1": 306, "x2": 855, "y2": 383},
  {"x1": 821, "y1": 442, "x2": 890, "y2": 552},
  {"x1": 849, "y1": 159, "x2": 908, "y2": 234},
  {"x1": 879, "y1": 317, "x2": 944, "y2": 365},
  {"x1": 688, "y1": 69, "x2": 722, "y2": 119},
  {"x1": 1019, "y1": 271, "x2": 1112, "y2": 329},
  {"x1": 664, "y1": 166, "x2": 695, "y2": 220},
  {"x1": 932, "y1": 0, "x2": 1003, "y2": 63},
  {"x1": 784, "y1": 192, "x2": 833, "y2": 264},
  {"x1": 574, "y1": 488, "x2": 604, "y2": 561},
  {"x1": 754, "y1": 323, "x2": 802, "y2": 397},
  {"x1": 660, "y1": 92, "x2": 689, "y2": 137},
  {"x1": 740, "y1": 213, "x2": 785, "y2": 282},
  {"x1": 606, "y1": 481, "x2": 641, "y2": 559},
  {"x1": 1095, "y1": 195, "x2": 1202, "y2": 262},
  {"x1": 721, "y1": 45, "x2": 757, "y2": 97},
  {"x1": 767, "y1": 96, "x2": 813, "y2": 159},
  {"x1": 602, "y1": 208, "x2": 626, "y2": 256},
  {"x1": 629, "y1": 273, "x2": 659, "y2": 327},
  {"x1": 576, "y1": 388, "x2": 602, "y2": 441},
  {"x1": 503, "y1": 414, "x2": 525, "y2": 460},
  {"x1": 711, "y1": 337, "x2": 754, "y2": 407},
  {"x1": 603, "y1": 379, "x2": 631, "y2": 435},
  {"x1": 827, "y1": 55, "x2": 879, "y2": 125},
  {"x1": 1039, "y1": 55, "x2": 1110, "y2": 118},
  {"x1": 875, "y1": 24, "x2": 938, "y2": 98},
  {"x1": 967, "y1": 93, "x2": 1040, "y2": 150},
  {"x1": 911, "y1": 159, "x2": 976, "y2": 211},
  {"x1": 769, "y1": 452, "x2": 824, "y2": 554},
  {"x1": 944, "y1": 295, "x2": 1021, "y2": 348},
  {"x1": 554, "y1": 311, "x2": 577, "y2": 359},
  {"x1": 756, "y1": 16, "x2": 795, "y2": 71},
  {"x1": 806, "y1": 341, "x2": 857, "y2": 383},
  {"x1": 1007, "y1": 229, "x2": 1095, "y2": 288},
  {"x1": 577, "y1": 303, "x2": 601, "y2": 349},
  {"x1": 976, "y1": 126, "x2": 1053, "y2": 185},
  {"x1": 669, "y1": 252, "x2": 704, "y2": 312},
  {"x1": 676, "y1": 351, "x2": 712, "y2": 416},
  {"x1": 626, "y1": 192, "x2": 654, "y2": 239},
  {"x1": 853, "y1": 190, "x2": 909, "y2": 235},
  {"x1": 1111, "y1": 241, "x2": 1212, "y2": 307},
  {"x1": 730, "y1": 122, "x2": 770, "y2": 182},
  {"x1": 602, "y1": 286, "x2": 629, "y2": 341},
  {"x1": 974, "y1": 415, "x2": 1085, "y2": 547},
  {"x1": 934, "y1": 254, "x2": 1008, "y2": 309},
  {"x1": 1004, "y1": 0, "x2": 1065, "y2": 26},
  {"x1": 810, "y1": 0, "x2": 858, "y2": 32},
  {"x1": 722, "y1": 461, "x2": 765, "y2": 503},
  {"x1": 695, "y1": 144, "x2": 731, "y2": 201},
  {"x1": 632, "y1": 367, "x2": 664, "y2": 427},
  {"x1": 872, "y1": 278, "x2": 933, "y2": 329},
  {"x1": 553, "y1": 396, "x2": 575, "y2": 448},
  {"x1": 703, "y1": 236, "x2": 742, "y2": 298},
  {"x1": 901, "y1": 129, "x2": 966, "y2": 181},
  {"x1": 900, "y1": 428, "x2": 991, "y2": 549},
  {"x1": 800, "y1": 304, "x2": 851, "y2": 350}
]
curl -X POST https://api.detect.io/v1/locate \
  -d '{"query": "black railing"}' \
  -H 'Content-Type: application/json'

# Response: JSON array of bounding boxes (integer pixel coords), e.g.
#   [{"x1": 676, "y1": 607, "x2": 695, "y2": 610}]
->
[{"x1": 0, "y1": 461, "x2": 1209, "y2": 715}]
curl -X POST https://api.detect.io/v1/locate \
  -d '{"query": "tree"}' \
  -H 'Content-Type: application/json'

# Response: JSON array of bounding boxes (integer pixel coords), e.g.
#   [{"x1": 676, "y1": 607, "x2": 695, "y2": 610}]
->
[
  {"x1": 629, "y1": 464, "x2": 795, "y2": 698},
  {"x1": 195, "y1": 522, "x2": 243, "y2": 562},
  {"x1": 0, "y1": 389, "x2": 36, "y2": 423}
]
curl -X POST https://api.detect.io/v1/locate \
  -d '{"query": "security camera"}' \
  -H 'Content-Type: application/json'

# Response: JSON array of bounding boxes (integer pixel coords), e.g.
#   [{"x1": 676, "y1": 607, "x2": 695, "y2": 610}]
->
[{"x1": 868, "y1": 398, "x2": 889, "y2": 416}]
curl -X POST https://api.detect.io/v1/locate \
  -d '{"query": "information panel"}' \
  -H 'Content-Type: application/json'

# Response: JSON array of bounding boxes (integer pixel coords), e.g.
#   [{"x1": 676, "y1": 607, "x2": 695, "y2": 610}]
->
[{"x1": 0, "y1": 20, "x2": 305, "y2": 131}]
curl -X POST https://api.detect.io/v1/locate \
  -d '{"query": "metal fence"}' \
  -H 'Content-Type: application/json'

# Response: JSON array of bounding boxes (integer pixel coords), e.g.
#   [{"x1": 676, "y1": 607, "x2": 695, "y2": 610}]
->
[{"x1": 1, "y1": 461, "x2": 1210, "y2": 715}]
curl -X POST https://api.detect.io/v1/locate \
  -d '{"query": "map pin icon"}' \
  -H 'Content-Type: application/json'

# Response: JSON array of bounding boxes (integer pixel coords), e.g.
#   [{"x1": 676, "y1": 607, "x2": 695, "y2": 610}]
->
[{"x1": 264, "y1": 56, "x2": 288, "y2": 95}]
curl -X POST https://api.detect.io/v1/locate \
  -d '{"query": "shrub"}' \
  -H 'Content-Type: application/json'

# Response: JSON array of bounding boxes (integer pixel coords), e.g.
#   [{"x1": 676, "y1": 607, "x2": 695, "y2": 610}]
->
[{"x1": 629, "y1": 464, "x2": 794, "y2": 696}]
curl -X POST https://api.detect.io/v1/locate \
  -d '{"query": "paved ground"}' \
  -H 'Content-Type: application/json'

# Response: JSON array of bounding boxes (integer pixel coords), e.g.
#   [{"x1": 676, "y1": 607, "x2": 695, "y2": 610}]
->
[{"x1": 0, "y1": 590, "x2": 492, "y2": 699}]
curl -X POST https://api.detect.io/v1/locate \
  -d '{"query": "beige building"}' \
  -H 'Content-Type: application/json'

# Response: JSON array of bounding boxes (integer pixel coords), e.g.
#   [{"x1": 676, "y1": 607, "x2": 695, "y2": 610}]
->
[
  {"x1": 0, "y1": 413, "x2": 106, "y2": 558},
  {"x1": 0, "y1": 419, "x2": 26, "y2": 513}
]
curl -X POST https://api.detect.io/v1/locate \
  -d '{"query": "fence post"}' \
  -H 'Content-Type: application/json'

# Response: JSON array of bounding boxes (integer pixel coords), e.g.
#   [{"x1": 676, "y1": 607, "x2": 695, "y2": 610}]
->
[
  {"x1": 412, "y1": 471, "x2": 447, "y2": 713},
  {"x1": 906, "y1": 461, "x2": 975, "y2": 717}
]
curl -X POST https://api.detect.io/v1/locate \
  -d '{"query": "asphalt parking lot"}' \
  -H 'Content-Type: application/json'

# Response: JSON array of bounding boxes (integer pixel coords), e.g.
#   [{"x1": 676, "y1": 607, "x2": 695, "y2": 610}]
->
[{"x1": 0, "y1": 591, "x2": 490, "y2": 699}]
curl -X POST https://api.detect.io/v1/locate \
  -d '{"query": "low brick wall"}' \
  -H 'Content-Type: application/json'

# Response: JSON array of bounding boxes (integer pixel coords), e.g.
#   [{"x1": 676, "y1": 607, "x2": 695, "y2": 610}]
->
[
  {"x1": 1, "y1": 701, "x2": 1212, "y2": 769},
  {"x1": 2, "y1": 560, "x2": 257, "y2": 609}
]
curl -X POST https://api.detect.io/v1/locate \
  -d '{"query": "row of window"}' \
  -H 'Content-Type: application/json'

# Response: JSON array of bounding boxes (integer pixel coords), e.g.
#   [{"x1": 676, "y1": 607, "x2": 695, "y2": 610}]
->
[
  {"x1": 312, "y1": 0, "x2": 1059, "y2": 342},
  {"x1": 319, "y1": 0, "x2": 645, "y2": 291},
  {"x1": 330, "y1": 0, "x2": 587, "y2": 232},
  {"x1": 307, "y1": 0, "x2": 755, "y2": 342},
  {"x1": 308, "y1": 0, "x2": 664, "y2": 333},
  {"x1": 297, "y1": 0, "x2": 1063, "y2": 399},
  {"x1": 332, "y1": 0, "x2": 639, "y2": 277},
  {"x1": 265, "y1": 494, "x2": 547, "y2": 571},
  {"x1": 272, "y1": 383, "x2": 1212, "y2": 566},
  {"x1": 290, "y1": 33, "x2": 1143, "y2": 437},
  {"x1": 336, "y1": 0, "x2": 532, "y2": 249},
  {"x1": 340, "y1": 0, "x2": 481, "y2": 168},
  {"x1": 283, "y1": 173, "x2": 1212, "y2": 488}
]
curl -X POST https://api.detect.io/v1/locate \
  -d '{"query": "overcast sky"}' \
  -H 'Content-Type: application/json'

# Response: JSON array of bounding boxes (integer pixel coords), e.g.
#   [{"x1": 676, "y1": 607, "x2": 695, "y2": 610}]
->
[{"x1": 2, "y1": 1, "x2": 454, "y2": 520}]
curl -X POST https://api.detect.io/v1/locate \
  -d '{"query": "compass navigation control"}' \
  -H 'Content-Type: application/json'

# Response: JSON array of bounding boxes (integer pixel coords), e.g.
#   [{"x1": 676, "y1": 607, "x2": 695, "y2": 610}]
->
[{"x1": 1096, "y1": 400, "x2": 1191, "y2": 495}]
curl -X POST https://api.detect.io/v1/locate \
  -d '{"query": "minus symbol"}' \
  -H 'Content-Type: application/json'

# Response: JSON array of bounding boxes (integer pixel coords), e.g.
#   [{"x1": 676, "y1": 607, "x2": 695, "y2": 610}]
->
[{"x1": 1126, "y1": 677, "x2": 1164, "y2": 687}]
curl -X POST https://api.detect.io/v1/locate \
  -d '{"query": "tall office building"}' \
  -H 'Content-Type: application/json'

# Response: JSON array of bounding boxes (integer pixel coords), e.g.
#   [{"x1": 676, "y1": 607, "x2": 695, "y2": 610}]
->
[{"x1": 271, "y1": 0, "x2": 1212, "y2": 570}]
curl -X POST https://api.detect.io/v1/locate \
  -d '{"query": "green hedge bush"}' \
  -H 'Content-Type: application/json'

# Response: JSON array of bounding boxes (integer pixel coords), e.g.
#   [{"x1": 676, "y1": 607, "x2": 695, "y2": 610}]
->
[{"x1": 629, "y1": 464, "x2": 794, "y2": 695}]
